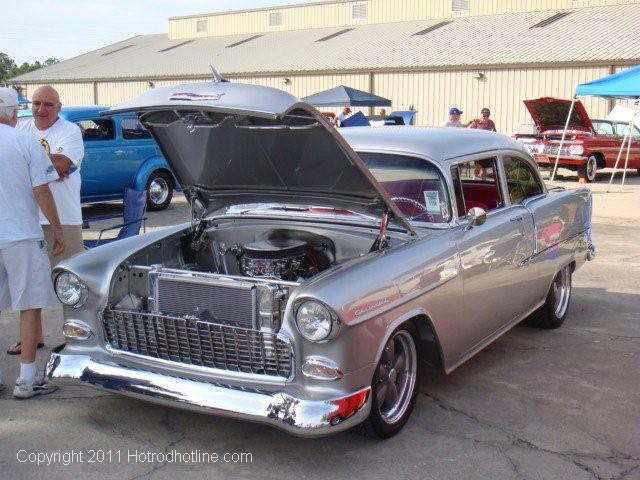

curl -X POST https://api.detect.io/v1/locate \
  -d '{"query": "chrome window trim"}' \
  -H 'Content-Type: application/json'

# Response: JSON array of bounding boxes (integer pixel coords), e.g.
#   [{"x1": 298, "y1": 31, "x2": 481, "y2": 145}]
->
[{"x1": 446, "y1": 151, "x2": 507, "y2": 220}]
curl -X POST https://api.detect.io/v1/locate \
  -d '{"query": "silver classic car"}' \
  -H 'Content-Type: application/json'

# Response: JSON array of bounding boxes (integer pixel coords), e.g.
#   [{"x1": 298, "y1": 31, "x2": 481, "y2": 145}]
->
[{"x1": 47, "y1": 82, "x2": 595, "y2": 438}]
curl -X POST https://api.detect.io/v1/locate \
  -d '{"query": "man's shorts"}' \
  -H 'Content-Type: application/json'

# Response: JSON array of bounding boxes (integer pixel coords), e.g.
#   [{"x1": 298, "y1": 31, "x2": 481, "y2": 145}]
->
[
  {"x1": 0, "y1": 240, "x2": 57, "y2": 312},
  {"x1": 43, "y1": 224, "x2": 85, "y2": 266}
]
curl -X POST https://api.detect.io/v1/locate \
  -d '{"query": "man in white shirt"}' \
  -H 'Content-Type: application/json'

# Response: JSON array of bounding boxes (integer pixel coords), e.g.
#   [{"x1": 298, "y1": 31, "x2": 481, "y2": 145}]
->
[
  {"x1": 9, "y1": 86, "x2": 84, "y2": 357},
  {"x1": 0, "y1": 87, "x2": 65, "y2": 398},
  {"x1": 18, "y1": 86, "x2": 84, "y2": 265},
  {"x1": 335, "y1": 104, "x2": 352, "y2": 127}
]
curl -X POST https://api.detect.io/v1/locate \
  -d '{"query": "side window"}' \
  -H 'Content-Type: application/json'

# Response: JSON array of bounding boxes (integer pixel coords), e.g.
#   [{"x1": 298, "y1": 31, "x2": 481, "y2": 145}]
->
[
  {"x1": 593, "y1": 121, "x2": 614, "y2": 135},
  {"x1": 77, "y1": 119, "x2": 115, "y2": 141},
  {"x1": 616, "y1": 123, "x2": 640, "y2": 139},
  {"x1": 503, "y1": 156, "x2": 543, "y2": 204},
  {"x1": 451, "y1": 158, "x2": 503, "y2": 216},
  {"x1": 121, "y1": 118, "x2": 152, "y2": 140}
]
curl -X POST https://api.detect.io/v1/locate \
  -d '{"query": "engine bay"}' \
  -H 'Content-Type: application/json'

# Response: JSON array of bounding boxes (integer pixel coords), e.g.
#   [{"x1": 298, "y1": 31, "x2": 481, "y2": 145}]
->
[{"x1": 109, "y1": 219, "x2": 408, "y2": 331}]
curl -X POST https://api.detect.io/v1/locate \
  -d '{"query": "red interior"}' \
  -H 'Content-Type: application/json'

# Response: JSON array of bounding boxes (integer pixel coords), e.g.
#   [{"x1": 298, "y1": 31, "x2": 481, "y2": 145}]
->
[
  {"x1": 380, "y1": 179, "x2": 501, "y2": 219},
  {"x1": 460, "y1": 181, "x2": 501, "y2": 212},
  {"x1": 380, "y1": 179, "x2": 443, "y2": 220}
]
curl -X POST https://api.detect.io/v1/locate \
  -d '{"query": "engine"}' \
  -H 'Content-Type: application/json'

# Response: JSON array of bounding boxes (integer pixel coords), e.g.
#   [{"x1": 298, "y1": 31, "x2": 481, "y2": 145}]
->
[{"x1": 222, "y1": 230, "x2": 334, "y2": 282}]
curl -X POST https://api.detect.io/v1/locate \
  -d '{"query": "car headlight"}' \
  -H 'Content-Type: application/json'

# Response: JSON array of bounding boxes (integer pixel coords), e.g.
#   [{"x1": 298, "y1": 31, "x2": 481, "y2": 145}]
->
[
  {"x1": 569, "y1": 144, "x2": 584, "y2": 156},
  {"x1": 295, "y1": 300, "x2": 339, "y2": 342},
  {"x1": 54, "y1": 272, "x2": 88, "y2": 308}
]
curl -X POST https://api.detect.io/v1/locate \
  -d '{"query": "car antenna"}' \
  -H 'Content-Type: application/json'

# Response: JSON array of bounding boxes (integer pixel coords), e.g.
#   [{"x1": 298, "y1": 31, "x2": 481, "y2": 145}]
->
[{"x1": 209, "y1": 65, "x2": 229, "y2": 83}]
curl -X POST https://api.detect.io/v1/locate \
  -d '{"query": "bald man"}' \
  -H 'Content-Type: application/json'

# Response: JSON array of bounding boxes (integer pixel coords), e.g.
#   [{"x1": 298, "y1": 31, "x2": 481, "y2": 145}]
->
[
  {"x1": 18, "y1": 86, "x2": 84, "y2": 263},
  {"x1": 9, "y1": 86, "x2": 84, "y2": 355}
]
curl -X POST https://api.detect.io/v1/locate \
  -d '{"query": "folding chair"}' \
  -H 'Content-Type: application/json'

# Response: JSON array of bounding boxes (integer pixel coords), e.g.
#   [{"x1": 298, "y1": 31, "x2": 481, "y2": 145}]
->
[{"x1": 84, "y1": 188, "x2": 147, "y2": 248}]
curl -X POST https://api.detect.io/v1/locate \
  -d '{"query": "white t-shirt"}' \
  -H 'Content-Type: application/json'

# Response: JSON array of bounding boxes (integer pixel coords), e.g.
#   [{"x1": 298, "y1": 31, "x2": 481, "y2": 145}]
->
[
  {"x1": 0, "y1": 124, "x2": 59, "y2": 249},
  {"x1": 18, "y1": 117, "x2": 84, "y2": 225}
]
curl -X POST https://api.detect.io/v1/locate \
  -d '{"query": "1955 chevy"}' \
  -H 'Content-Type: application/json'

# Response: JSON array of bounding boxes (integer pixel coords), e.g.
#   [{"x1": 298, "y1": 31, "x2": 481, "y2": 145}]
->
[{"x1": 46, "y1": 82, "x2": 595, "y2": 438}]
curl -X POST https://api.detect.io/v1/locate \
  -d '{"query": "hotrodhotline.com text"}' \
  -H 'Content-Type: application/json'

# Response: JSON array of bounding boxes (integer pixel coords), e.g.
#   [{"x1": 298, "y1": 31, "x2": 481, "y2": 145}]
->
[{"x1": 16, "y1": 449, "x2": 253, "y2": 466}]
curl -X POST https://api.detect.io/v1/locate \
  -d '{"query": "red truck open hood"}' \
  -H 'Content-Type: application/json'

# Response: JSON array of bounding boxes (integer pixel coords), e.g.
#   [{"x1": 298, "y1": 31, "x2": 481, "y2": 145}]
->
[{"x1": 523, "y1": 97, "x2": 594, "y2": 134}]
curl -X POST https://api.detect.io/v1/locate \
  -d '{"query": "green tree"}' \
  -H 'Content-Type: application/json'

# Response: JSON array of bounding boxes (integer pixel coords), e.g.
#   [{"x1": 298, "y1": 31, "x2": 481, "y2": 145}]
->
[
  {"x1": 0, "y1": 52, "x2": 17, "y2": 83},
  {"x1": 0, "y1": 52, "x2": 59, "y2": 83}
]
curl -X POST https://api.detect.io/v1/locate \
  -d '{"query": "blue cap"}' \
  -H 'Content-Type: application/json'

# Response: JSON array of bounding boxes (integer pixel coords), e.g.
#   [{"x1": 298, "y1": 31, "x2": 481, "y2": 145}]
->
[{"x1": 449, "y1": 107, "x2": 463, "y2": 115}]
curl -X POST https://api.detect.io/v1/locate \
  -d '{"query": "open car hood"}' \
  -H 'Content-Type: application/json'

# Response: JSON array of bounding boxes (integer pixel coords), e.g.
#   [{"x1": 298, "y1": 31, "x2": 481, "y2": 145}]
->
[
  {"x1": 523, "y1": 97, "x2": 594, "y2": 133},
  {"x1": 108, "y1": 82, "x2": 415, "y2": 235}
]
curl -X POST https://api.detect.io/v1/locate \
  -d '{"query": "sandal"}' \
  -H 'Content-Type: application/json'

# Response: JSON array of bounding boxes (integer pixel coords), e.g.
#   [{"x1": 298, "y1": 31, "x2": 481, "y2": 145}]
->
[{"x1": 6, "y1": 341, "x2": 45, "y2": 356}]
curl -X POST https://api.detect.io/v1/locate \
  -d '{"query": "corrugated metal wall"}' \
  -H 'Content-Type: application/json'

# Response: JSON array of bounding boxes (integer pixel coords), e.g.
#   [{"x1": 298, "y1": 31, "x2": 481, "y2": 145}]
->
[
  {"x1": 22, "y1": 83, "x2": 94, "y2": 105},
  {"x1": 23, "y1": 65, "x2": 620, "y2": 135},
  {"x1": 374, "y1": 66, "x2": 611, "y2": 133},
  {"x1": 168, "y1": 0, "x2": 640, "y2": 39}
]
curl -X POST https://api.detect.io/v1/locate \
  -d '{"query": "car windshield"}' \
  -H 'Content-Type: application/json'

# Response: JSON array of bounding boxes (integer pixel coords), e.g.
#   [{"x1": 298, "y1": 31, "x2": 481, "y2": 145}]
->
[{"x1": 358, "y1": 152, "x2": 451, "y2": 224}]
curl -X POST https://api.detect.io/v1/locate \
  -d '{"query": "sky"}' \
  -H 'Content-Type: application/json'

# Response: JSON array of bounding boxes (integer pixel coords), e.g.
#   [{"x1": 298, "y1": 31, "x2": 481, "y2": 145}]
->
[{"x1": 0, "y1": 0, "x2": 319, "y2": 64}]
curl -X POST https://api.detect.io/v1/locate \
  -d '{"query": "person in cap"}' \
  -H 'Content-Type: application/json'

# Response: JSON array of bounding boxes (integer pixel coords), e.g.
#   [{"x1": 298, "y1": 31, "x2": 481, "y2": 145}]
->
[
  {"x1": 0, "y1": 87, "x2": 65, "y2": 398},
  {"x1": 8, "y1": 86, "x2": 84, "y2": 356},
  {"x1": 467, "y1": 108, "x2": 497, "y2": 132},
  {"x1": 444, "y1": 107, "x2": 464, "y2": 128},
  {"x1": 335, "y1": 103, "x2": 352, "y2": 126}
]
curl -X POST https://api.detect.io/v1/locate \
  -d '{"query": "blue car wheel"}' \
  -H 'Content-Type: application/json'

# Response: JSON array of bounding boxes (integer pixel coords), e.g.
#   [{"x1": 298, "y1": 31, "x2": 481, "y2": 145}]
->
[{"x1": 146, "y1": 171, "x2": 173, "y2": 210}]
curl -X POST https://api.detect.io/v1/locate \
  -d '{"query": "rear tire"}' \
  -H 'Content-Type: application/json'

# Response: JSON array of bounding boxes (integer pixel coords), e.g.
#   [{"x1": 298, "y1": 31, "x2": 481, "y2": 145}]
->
[
  {"x1": 526, "y1": 265, "x2": 572, "y2": 329},
  {"x1": 359, "y1": 323, "x2": 421, "y2": 439},
  {"x1": 146, "y1": 171, "x2": 173, "y2": 211},
  {"x1": 577, "y1": 155, "x2": 598, "y2": 182}
]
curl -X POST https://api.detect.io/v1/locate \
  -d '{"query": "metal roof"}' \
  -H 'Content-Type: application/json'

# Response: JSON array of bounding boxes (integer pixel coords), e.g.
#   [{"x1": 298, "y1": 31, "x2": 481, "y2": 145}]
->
[
  {"x1": 340, "y1": 126, "x2": 526, "y2": 164},
  {"x1": 11, "y1": 3, "x2": 640, "y2": 83}
]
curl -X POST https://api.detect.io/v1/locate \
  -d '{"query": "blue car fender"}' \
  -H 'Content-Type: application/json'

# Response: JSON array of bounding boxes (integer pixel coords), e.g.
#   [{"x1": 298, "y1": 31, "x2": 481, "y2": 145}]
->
[{"x1": 134, "y1": 156, "x2": 177, "y2": 191}]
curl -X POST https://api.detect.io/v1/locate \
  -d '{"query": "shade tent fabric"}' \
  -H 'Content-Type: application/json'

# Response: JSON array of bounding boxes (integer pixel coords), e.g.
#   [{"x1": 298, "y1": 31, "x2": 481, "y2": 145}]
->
[
  {"x1": 575, "y1": 65, "x2": 640, "y2": 98},
  {"x1": 302, "y1": 85, "x2": 391, "y2": 107}
]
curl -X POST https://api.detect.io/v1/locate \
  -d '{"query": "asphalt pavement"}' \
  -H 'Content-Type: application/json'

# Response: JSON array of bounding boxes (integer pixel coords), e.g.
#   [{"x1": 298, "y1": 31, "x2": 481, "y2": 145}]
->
[{"x1": 1, "y1": 169, "x2": 639, "y2": 480}]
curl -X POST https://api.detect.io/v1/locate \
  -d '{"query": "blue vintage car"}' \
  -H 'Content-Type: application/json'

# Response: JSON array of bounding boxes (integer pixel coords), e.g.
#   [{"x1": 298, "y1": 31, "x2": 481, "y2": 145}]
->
[{"x1": 18, "y1": 106, "x2": 176, "y2": 210}]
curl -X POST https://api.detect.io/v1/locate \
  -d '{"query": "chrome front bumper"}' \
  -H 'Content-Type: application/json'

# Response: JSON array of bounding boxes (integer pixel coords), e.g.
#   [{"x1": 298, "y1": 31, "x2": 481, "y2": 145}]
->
[{"x1": 46, "y1": 349, "x2": 371, "y2": 438}]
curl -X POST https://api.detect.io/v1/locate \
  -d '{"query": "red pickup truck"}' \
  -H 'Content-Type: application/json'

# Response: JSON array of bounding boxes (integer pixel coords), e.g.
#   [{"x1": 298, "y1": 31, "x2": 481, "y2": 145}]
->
[{"x1": 514, "y1": 97, "x2": 640, "y2": 182}]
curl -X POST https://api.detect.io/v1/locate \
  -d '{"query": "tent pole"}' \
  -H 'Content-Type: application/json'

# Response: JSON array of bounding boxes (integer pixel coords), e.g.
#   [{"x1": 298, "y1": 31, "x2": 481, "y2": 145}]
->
[
  {"x1": 606, "y1": 129, "x2": 628, "y2": 192},
  {"x1": 551, "y1": 96, "x2": 576, "y2": 182},
  {"x1": 620, "y1": 112, "x2": 637, "y2": 189}
]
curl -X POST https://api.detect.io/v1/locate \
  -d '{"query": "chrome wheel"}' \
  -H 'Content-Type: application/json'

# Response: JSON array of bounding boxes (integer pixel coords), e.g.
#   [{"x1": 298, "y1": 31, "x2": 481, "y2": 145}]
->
[
  {"x1": 585, "y1": 156, "x2": 598, "y2": 182},
  {"x1": 149, "y1": 177, "x2": 169, "y2": 206},
  {"x1": 375, "y1": 330, "x2": 418, "y2": 425},
  {"x1": 552, "y1": 266, "x2": 571, "y2": 319}
]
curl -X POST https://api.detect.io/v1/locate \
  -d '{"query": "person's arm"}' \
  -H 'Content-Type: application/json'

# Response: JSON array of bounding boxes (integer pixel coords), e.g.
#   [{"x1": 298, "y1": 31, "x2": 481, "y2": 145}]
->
[
  {"x1": 50, "y1": 153, "x2": 72, "y2": 177},
  {"x1": 32, "y1": 185, "x2": 65, "y2": 256},
  {"x1": 51, "y1": 123, "x2": 85, "y2": 178}
]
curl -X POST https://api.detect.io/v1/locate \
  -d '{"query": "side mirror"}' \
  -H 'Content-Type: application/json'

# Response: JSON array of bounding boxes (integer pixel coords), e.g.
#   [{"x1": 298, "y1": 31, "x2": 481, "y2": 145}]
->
[{"x1": 465, "y1": 207, "x2": 487, "y2": 230}]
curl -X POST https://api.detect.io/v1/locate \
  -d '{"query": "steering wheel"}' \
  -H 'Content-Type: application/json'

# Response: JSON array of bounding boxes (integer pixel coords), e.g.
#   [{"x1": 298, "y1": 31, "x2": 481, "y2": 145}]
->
[{"x1": 391, "y1": 196, "x2": 434, "y2": 221}]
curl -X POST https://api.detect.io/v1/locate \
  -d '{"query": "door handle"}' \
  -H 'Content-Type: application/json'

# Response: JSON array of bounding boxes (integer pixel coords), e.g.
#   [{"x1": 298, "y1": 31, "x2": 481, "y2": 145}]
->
[
  {"x1": 510, "y1": 216, "x2": 524, "y2": 222},
  {"x1": 113, "y1": 150, "x2": 125, "y2": 156}
]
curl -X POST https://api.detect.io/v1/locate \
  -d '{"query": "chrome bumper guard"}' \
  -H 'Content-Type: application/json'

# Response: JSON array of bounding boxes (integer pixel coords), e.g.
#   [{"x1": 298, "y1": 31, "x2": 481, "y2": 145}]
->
[{"x1": 46, "y1": 349, "x2": 371, "y2": 438}]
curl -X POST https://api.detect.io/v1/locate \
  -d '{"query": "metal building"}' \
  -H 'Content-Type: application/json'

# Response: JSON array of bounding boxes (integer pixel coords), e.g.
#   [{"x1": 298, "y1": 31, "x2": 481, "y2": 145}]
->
[{"x1": 11, "y1": 0, "x2": 640, "y2": 134}]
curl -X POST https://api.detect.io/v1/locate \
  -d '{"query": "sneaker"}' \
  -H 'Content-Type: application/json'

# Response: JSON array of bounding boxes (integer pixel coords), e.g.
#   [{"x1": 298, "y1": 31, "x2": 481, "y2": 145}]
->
[{"x1": 13, "y1": 377, "x2": 58, "y2": 399}]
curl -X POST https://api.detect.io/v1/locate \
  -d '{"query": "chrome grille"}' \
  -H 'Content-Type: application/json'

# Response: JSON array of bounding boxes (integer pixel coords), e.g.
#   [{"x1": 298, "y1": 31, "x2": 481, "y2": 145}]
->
[{"x1": 103, "y1": 309, "x2": 292, "y2": 378}]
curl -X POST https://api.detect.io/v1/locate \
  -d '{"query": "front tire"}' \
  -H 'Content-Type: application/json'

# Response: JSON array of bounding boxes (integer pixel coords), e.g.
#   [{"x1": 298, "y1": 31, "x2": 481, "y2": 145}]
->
[
  {"x1": 526, "y1": 265, "x2": 572, "y2": 329},
  {"x1": 578, "y1": 155, "x2": 598, "y2": 182},
  {"x1": 361, "y1": 323, "x2": 421, "y2": 439},
  {"x1": 146, "y1": 171, "x2": 173, "y2": 211}
]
